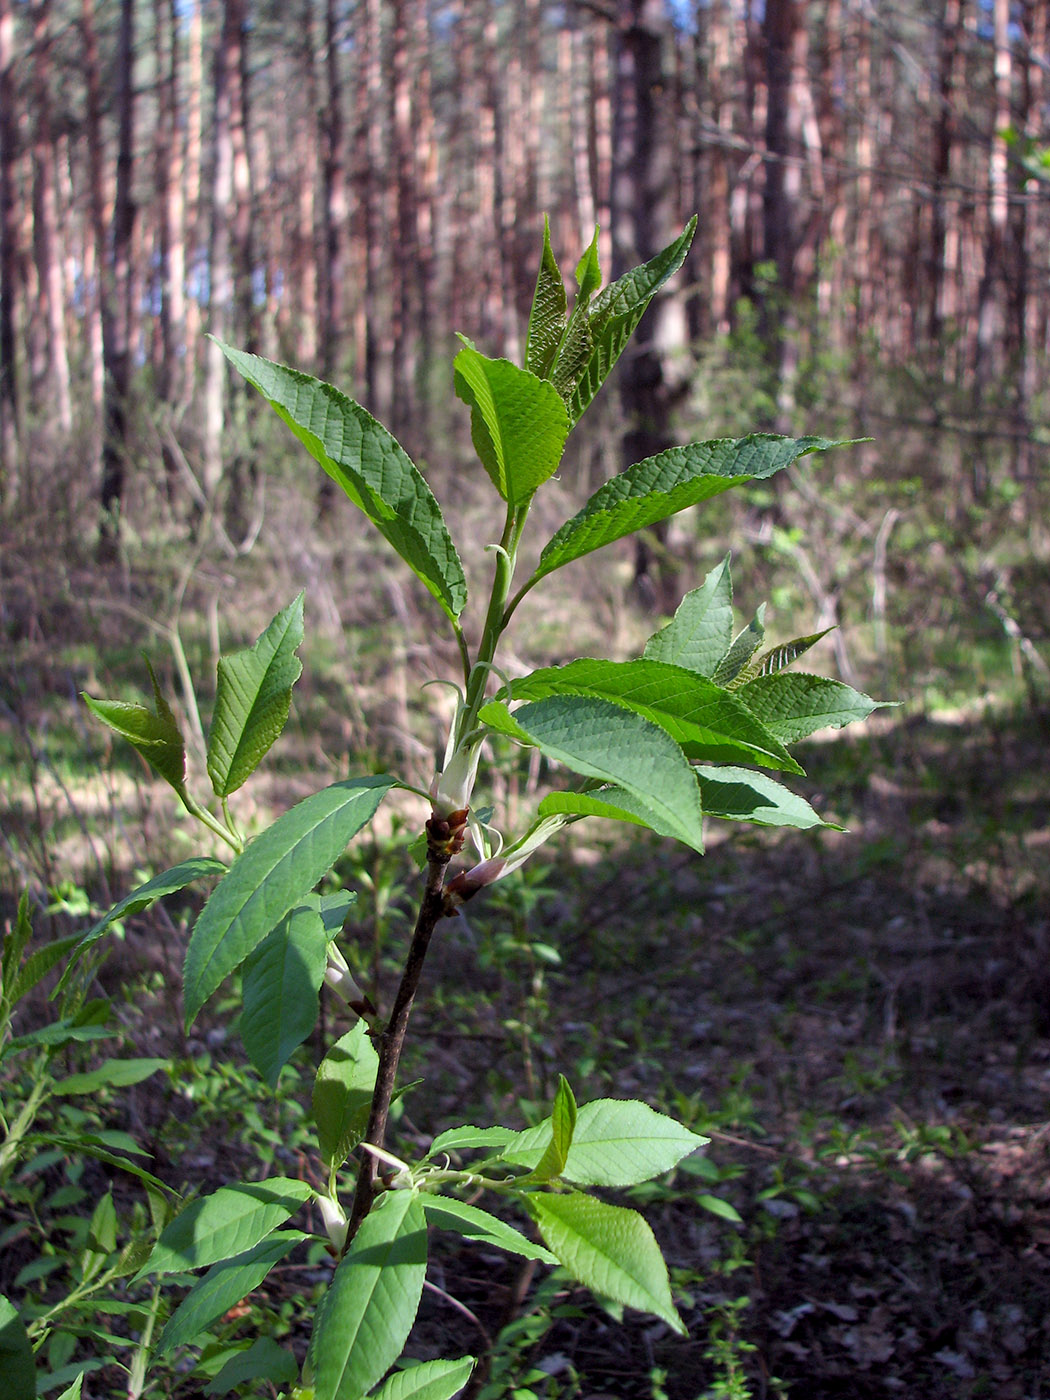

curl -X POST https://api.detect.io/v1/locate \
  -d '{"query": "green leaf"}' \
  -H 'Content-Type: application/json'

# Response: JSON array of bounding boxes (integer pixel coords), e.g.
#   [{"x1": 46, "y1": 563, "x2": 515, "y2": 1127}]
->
[
  {"x1": 423, "y1": 1124, "x2": 516, "y2": 1159},
  {"x1": 538, "y1": 785, "x2": 660, "y2": 833},
  {"x1": 83, "y1": 671, "x2": 186, "y2": 794},
  {"x1": 453, "y1": 341, "x2": 569, "y2": 506},
  {"x1": 308, "y1": 1191, "x2": 427, "y2": 1400},
  {"x1": 729, "y1": 628, "x2": 835, "y2": 688},
  {"x1": 27, "y1": 1134, "x2": 176, "y2": 1197},
  {"x1": 497, "y1": 659, "x2": 800, "y2": 773},
  {"x1": 240, "y1": 905, "x2": 328, "y2": 1088},
  {"x1": 207, "y1": 595, "x2": 305, "y2": 798},
  {"x1": 420, "y1": 1197, "x2": 556, "y2": 1264},
  {"x1": 311, "y1": 1020, "x2": 379, "y2": 1170},
  {"x1": 697, "y1": 1194, "x2": 743, "y2": 1223},
  {"x1": 2, "y1": 892, "x2": 33, "y2": 1005},
  {"x1": 204, "y1": 1337, "x2": 298, "y2": 1394},
  {"x1": 643, "y1": 555, "x2": 734, "y2": 676},
  {"x1": 530, "y1": 1075, "x2": 577, "y2": 1183},
  {"x1": 9, "y1": 934, "x2": 81, "y2": 1006},
  {"x1": 183, "y1": 775, "x2": 394, "y2": 1027},
  {"x1": 4, "y1": 1022, "x2": 115, "y2": 1055},
  {"x1": 694, "y1": 766, "x2": 834, "y2": 830},
  {"x1": 500, "y1": 1099, "x2": 707, "y2": 1187},
  {"x1": 138, "y1": 1178, "x2": 313, "y2": 1279},
  {"x1": 526, "y1": 1193, "x2": 684, "y2": 1334},
  {"x1": 713, "y1": 606, "x2": 766, "y2": 687},
  {"x1": 51, "y1": 1058, "x2": 168, "y2": 1096},
  {"x1": 534, "y1": 435, "x2": 848, "y2": 585},
  {"x1": 524, "y1": 216, "x2": 567, "y2": 380},
  {"x1": 216, "y1": 343, "x2": 467, "y2": 622},
  {"x1": 370, "y1": 1357, "x2": 476, "y2": 1400},
  {"x1": 574, "y1": 227, "x2": 603, "y2": 302},
  {"x1": 480, "y1": 695, "x2": 705, "y2": 853},
  {"x1": 156, "y1": 1233, "x2": 307, "y2": 1358},
  {"x1": 555, "y1": 219, "x2": 696, "y2": 426},
  {"x1": 56, "y1": 858, "x2": 226, "y2": 996},
  {"x1": 736, "y1": 673, "x2": 882, "y2": 743},
  {"x1": 86, "y1": 1190, "x2": 118, "y2": 1256},
  {"x1": 53, "y1": 1378, "x2": 84, "y2": 1400},
  {"x1": 0, "y1": 1294, "x2": 35, "y2": 1400}
]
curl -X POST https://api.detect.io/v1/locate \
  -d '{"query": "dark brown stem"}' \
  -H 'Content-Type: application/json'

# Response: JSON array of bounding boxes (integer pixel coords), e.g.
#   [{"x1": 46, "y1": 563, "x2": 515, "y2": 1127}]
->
[{"x1": 345, "y1": 847, "x2": 451, "y2": 1243}]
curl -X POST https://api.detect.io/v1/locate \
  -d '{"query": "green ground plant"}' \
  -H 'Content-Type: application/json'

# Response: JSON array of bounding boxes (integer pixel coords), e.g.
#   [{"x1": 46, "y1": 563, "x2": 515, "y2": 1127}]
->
[{"x1": 3, "y1": 219, "x2": 887, "y2": 1398}]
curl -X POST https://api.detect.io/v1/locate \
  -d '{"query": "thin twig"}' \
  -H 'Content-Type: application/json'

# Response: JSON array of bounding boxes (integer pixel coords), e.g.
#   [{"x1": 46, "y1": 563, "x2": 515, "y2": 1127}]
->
[{"x1": 345, "y1": 847, "x2": 452, "y2": 1243}]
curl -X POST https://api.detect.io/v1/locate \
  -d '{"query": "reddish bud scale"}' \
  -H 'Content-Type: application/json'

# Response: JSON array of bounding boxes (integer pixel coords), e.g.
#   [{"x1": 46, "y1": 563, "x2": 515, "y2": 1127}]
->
[{"x1": 425, "y1": 807, "x2": 470, "y2": 860}]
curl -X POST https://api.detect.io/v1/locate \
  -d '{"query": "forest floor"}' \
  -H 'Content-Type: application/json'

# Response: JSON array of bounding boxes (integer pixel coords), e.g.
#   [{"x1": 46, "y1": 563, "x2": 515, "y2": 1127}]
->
[
  {"x1": 398, "y1": 701, "x2": 1050, "y2": 1399},
  {"x1": 3, "y1": 534, "x2": 1050, "y2": 1399}
]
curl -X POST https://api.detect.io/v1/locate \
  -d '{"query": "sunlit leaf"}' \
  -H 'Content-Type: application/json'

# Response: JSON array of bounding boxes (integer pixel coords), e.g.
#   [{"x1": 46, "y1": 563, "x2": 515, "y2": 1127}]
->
[
  {"x1": 156, "y1": 1234, "x2": 307, "y2": 1358},
  {"x1": 207, "y1": 594, "x2": 304, "y2": 798},
  {"x1": 217, "y1": 344, "x2": 467, "y2": 621},
  {"x1": 643, "y1": 555, "x2": 734, "y2": 676},
  {"x1": 421, "y1": 1197, "x2": 556, "y2": 1264},
  {"x1": 480, "y1": 695, "x2": 705, "y2": 852},
  {"x1": 737, "y1": 673, "x2": 882, "y2": 743},
  {"x1": 500, "y1": 1099, "x2": 707, "y2": 1187},
  {"x1": 713, "y1": 606, "x2": 766, "y2": 687},
  {"x1": 370, "y1": 1357, "x2": 476, "y2": 1400},
  {"x1": 312, "y1": 1020, "x2": 379, "y2": 1170},
  {"x1": 534, "y1": 436, "x2": 850, "y2": 585},
  {"x1": 308, "y1": 1191, "x2": 427, "y2": 1400},
  {"x1": 554, "y1": 219, "x2": 697, "y2": 425},
  {"x1": 240, "y1": 905, "x2": 328, "y2": 1088},
  {"x1": 729, "y1": 628, "x2": 835, "y2": 688},
  {"x1": 524, "y1": 216, "x2": 567, "y2": 380},
  {"x1": 183, "y1": 775, "x2": 394, "y2": 1027},
  {"x1": 56, "y1": 858, "x2": 226, "y2": 995},
  {"x1": 453, "y1": 341, "x2": 569, "y2": 506},
  {"x1": 527, "y1": 1192, "x2": 684, "y2": 1334},
  {"x1": 497, "y1": 658, "x2": 800, "y2": 773},
  {"x1": 83, "y1": 665, "x2": 186, "y2": 795},
  {"x1": 137, "y1": 1179, "x2": 312, "y2": 1279}
]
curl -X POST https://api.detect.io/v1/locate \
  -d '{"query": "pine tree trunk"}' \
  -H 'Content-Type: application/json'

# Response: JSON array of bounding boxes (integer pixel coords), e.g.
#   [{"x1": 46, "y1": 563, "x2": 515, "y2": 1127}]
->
[
  {"x1": 94, "y1": 0, "x2": 136, "y2": 562},
  {"x1": 613, "y1": 0, "x2": 689, "y2": 612},
  {"x1": 30, "y1": 0, "x2": 72, "y2": 436},
  {"x1": 0, "y1": 0, "x2": 20, "y2": 499}
]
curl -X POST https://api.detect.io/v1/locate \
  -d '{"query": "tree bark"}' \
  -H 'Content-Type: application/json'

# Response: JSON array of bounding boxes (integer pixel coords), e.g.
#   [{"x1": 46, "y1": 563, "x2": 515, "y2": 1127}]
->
[
  {"x1": 0, "y1": 0, "x2": 20, "y2": 498},
  {"x1": 613, "y1": 0, "x2": 689, "y2": 612},
  {"x1": 88, "y1": 0, "x2": 135, "y2": 562},
  {"x1": 29, "y1": 0, "x2": 72, "y2": 436}
]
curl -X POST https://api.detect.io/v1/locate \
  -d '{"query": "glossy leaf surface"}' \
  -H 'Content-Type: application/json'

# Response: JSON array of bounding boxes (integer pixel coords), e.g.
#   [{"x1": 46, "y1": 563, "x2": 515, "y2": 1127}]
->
[
  {"x1": 370, "y1": 1357, "x2": 476, "y2": 1400},
  {"x1": 421, "y1": 1197, "x2": 556, "y2": 1264}
]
